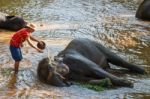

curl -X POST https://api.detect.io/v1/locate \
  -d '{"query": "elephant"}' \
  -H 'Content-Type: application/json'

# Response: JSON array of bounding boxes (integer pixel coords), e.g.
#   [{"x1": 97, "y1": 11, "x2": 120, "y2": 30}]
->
[
  {"x1": 0, "y1": 15, "x2": 27, "y2": 31},
  {"x1": 136, "y1": 0, "x2": 150, "y2": 21},
  {"x1": 37, "y1": 57, "x2": 70, "y2": 87},
  {"x1": 37, "y1": 38, "x2": 146, "y2": 88}
]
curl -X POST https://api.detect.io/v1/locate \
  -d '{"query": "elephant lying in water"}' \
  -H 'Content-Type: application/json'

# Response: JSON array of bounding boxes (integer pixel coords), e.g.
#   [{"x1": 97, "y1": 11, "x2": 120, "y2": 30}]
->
[
  {"x1": 37, "y1": 38, "x2": 146, "y2": 87},
  {"x1": 136, "y1": 0, "x2": 150, "y2": 21},
  {"x1": 0, "y1": 15, "x2": 27, "y2": 31}
]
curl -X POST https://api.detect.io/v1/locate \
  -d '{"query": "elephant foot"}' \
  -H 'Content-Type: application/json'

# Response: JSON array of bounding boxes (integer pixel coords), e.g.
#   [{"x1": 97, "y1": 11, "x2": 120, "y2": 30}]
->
[
  {"x1": 112, "y1": 79, "x2": 133, "y2": 88},
  {"x1": 88, "y1": 78, "x2": 112, "y2": 87}
]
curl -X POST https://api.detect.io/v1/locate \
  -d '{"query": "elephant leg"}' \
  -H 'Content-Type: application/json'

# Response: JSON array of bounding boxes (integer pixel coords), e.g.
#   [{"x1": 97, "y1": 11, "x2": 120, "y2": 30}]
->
[
  {"x1": 68, "y1": 72, "x2": 94, "y2": 82},
  {"x1": 94, "y1": 41, "x2": 146, "y2": 74},
  {"x1": 68, "y1": 73, "x2": 112, "y2": 87},
  {"x1": 63, "y1": 54, "x2": 133, "y2": 87},
  {"x1": 106, "y1": 52, "x2": 145, "y2": 74}
]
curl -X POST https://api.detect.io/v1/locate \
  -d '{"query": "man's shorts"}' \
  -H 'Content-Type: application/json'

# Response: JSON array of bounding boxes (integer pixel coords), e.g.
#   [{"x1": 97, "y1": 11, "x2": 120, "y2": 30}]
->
[{"x1": 10, "y1": 46, "x2": 23, "y2": 61}]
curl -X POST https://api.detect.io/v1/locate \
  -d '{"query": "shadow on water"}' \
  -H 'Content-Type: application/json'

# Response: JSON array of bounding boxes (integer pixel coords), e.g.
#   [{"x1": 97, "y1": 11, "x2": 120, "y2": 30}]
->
[{"x1": 0, "y1": 0, "x2": 150, "y2": 98}]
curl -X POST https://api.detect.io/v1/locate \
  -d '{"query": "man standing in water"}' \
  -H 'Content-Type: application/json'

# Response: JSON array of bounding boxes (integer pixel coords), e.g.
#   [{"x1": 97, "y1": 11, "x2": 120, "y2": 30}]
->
[{"x1": 9, "y1": 24, "x2": 44, "y2": 74}]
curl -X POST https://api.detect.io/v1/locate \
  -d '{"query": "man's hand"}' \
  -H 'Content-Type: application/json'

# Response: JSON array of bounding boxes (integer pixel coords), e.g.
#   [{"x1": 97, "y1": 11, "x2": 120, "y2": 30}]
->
[
  {"x1": 27, "y1": 37, "x2": 44, "y2": 53},
  {"x1": 37, "y1": 49, "x2": 43, "y2": 53}
]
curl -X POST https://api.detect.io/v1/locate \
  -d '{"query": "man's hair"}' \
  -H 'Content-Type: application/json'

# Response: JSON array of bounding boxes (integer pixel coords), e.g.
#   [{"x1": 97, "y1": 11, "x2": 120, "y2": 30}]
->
[
  {"x1": 24, "y1": 24, "x2": 35, "y2": 30},
  {"x1": 24, "y1": 26, "x2": 29, "y2": 28}
]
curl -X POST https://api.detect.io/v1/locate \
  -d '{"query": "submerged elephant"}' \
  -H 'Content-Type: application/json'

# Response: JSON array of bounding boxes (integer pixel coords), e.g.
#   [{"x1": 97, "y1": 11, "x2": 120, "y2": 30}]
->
[
  {"x1": 37, "y1": 38, "x2": 146, "y2": 87},
  {"x1": 0, "y1": 15, "x2": 27, "y2": 31},
  {"x1": 136, "y1": 0, "x2": 150, "y2": 21}
]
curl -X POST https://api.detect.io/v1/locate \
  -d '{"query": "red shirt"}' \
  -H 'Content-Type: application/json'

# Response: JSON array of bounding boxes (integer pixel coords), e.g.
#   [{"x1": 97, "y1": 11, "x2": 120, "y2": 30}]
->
[{"x1": 10, "y1": 29, "x2": 30, "y2": 48}]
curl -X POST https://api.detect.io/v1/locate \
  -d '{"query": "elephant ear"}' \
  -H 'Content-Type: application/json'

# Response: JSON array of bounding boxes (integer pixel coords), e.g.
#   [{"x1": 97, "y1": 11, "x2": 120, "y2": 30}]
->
[
  {"x1": 56, "y1": 62, "x2": 69, "y2": 76},
  {"x1": 37, "y1": 58, "x2": 50, "y2": 83}
]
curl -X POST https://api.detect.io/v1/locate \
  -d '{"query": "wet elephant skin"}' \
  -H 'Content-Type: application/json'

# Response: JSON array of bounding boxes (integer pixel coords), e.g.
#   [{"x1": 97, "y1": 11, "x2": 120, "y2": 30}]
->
[
  {"x1": 136, "y1": 0, "x2": 150, "y2": 21},
  {"x1": 0, "y1": 15, "x2": 27, "y2": 31},
  {"x1": 38, "y1": 38, "x2": 146, "y2": 88}
]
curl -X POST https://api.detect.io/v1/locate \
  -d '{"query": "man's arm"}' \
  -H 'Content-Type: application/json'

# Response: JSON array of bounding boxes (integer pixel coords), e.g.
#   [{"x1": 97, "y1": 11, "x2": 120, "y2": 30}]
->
[
  {"x1": 30, "y1": 36, "x2": 40, "y2": 42},
  {"x1": 27, "y1": 37, "x2": 43, "y2": 53}
]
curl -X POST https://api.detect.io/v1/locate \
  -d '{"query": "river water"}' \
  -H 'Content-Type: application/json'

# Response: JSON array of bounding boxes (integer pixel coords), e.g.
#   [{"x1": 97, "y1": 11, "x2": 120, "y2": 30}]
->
[{"x1": 0, "y1": 0, "x2": 150, "y2": 99}]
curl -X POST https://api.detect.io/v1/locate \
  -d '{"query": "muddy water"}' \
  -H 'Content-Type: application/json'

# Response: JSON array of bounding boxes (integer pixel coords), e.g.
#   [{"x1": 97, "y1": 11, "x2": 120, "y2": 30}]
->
[{"x1": 0, "y1": 0, "x2": 150, "y2": 98}]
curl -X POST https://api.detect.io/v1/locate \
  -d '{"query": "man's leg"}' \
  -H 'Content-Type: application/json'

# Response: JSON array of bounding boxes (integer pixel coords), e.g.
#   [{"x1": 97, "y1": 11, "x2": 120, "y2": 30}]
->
[
  {"x1": 10, "y1": 46, "x2": 22, "y2": 74},
  {"x1": 14, "y1": 61, "x2": 20, "y2": 74},
  {"x1": 14, "y1": 47, "x2": 22, "y2": 74}
]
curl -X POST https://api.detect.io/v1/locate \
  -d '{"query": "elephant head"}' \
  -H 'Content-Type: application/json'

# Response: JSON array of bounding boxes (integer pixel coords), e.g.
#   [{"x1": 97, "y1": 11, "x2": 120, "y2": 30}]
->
[{"x1": 37, "y1": 57, "x2": 69, "y2": 87}]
